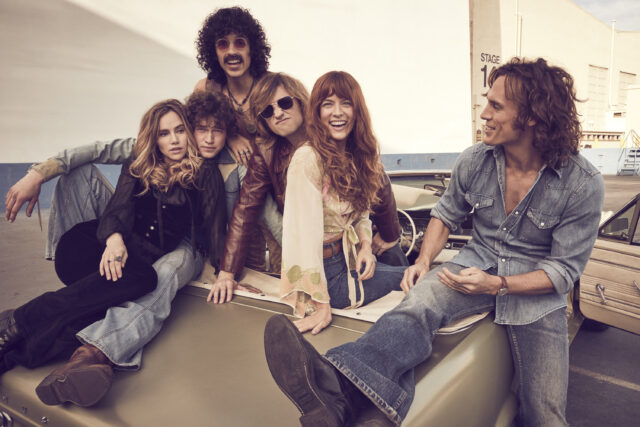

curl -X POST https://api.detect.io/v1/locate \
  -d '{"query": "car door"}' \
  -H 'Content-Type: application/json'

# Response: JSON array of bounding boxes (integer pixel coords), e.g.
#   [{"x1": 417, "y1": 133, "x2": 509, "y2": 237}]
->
[{"x1": 579, "y1": 194, "x2": 640, "y2": 334}]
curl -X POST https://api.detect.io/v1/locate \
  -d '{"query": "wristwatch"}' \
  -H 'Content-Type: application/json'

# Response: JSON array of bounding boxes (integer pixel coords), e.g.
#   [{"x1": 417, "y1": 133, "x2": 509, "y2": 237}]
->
[{"x1": 497, "y1": 276, "x2": 509, "y2": 296}]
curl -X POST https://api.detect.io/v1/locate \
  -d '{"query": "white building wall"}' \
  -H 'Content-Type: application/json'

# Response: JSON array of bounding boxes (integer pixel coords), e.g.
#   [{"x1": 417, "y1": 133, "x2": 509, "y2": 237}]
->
[{"x1": 472, "y1": 0, "x2": 640, "y2": 136}]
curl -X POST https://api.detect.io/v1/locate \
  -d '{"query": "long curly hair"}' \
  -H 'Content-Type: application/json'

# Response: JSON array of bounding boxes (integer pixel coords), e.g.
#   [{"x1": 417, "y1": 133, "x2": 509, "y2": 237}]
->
[
  {"x1": 185, "y1": 90, "x2": 238, "y2": 138},
  {"x1": 306, "y1": 71, "x2": 384, "y2": 215},
  {"x1": 488, "y1": 57, "x2": 582, "y2": 167},
  {"x1": 130, "y1": 99, "x2": 202, "y2": 194},
  {"x1": 196, "y1": 6, "x2": 270, "y2": 85},
  {"x1": 250, "y1": 72, "x2": 309, "y2": 148}
]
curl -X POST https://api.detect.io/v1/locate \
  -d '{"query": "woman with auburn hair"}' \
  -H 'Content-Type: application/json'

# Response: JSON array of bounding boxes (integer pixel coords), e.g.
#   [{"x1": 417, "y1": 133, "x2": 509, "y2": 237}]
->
[
  {"x1": 280, "y1": 71, "x2": 406, "y2": 334},
  {"x1": 210, "y1": 72, "x2": 405, "y2": 306},
  {"x1": 0, "y1": 100, "x2": 226, "y2": 398}
]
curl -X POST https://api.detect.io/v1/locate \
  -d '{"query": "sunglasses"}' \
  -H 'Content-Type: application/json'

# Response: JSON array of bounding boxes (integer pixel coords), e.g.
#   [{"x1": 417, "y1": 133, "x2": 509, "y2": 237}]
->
[
  {"x1": 215, "y1": 37, "x2": 248, "y2": 51},
  {"x1": 259, "y1": 96, "x2": 295, "y2": 119}
]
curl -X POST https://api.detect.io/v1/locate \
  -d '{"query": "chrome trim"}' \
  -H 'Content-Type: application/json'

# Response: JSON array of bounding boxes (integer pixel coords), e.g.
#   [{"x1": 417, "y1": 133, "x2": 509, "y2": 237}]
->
[{"x1": 596, "y1": 284, "x2": 607, "y2": 304}]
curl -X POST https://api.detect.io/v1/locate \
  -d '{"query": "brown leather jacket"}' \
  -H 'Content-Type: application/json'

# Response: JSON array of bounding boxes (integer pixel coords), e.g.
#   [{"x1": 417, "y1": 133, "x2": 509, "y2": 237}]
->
[{"x1": 220, "y1": 137, "x2": 402, "y2": 275}]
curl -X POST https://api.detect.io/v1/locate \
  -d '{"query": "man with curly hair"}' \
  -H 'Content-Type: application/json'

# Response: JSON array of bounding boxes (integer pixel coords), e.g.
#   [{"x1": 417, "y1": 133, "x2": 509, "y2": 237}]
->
[
  {"x1": 194, "y1": 6, "x2": 271, "y2": 168},
  {"x1": 264, "y1": 58, "x2": 605, "y2": 426},
  {"x1": 3, "y1": 92, "x2": 262, "y2": 407}
]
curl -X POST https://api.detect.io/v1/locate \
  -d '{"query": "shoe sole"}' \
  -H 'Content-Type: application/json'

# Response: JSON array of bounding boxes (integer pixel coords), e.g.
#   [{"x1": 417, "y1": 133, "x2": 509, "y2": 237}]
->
[
  {"x1": 264, "y1": 315, "x2": 341, "y2": 427},
  {"x1": 0, "y1": 309, "x2": 15, "y2": 331},
  {"x1": 36, "y1": 365, "x2": 112, "y2": 407}
]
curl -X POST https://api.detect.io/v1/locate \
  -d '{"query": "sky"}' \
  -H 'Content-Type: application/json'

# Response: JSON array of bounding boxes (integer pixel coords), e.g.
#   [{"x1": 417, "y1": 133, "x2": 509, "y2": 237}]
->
[{"x1": 573, "y1": 0, "x2": 640, "y2": 31}]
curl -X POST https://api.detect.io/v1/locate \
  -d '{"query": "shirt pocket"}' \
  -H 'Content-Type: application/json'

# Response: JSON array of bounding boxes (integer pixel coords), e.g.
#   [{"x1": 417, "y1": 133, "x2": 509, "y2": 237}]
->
[
  {"x1": 464, "y1": 192, "x2": 494, "y2": 211},
  {"x1": 519, "y1": 207, "x2": 560, "y2": 245}
]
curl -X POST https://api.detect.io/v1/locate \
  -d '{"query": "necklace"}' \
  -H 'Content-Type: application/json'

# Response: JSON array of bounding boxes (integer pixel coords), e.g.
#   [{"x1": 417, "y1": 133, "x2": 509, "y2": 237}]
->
[{"x1": 226, "y1": 78, "x2": 255, "y2": 114}]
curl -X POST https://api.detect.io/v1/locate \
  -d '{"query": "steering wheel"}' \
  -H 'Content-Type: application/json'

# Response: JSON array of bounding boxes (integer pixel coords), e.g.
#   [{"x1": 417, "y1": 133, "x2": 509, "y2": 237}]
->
[{"x1": 397, "y1": 209, "x2": 417, "y2": 256}]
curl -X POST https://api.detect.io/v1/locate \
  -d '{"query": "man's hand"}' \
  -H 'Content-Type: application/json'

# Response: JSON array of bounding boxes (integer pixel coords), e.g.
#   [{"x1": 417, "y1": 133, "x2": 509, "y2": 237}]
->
[
  {"x1": 371, "y1": 232, "x2": 398, "y2": 256},
  {"x1": 228, "y1": 135, "x2": 253, "y2": 167},
  {"x1": 437, "y1": 266, "x2": 500, "y2": 295},
  {"x1": 293, "y1": 301, "x2": 332, "y2": 335},
  {"x1": 100, "y1": 233, "x2": 128, "y2": 282},
  {"x1": 355, "y1": 242, "x2": 376, "y2": 280},
  {"x1": 5, "y1": 170, "x2": 44, "y2": 222},
  {"x1": 400, "y1": 261, "x2": 430, "y2": 293}
]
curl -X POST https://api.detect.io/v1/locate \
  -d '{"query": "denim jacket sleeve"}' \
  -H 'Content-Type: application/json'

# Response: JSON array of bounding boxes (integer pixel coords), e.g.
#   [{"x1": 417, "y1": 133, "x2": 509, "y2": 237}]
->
[
  {"x1": 430, "y1": 146, "x2": 476, "y2": 232},
  {"x1": 536, "y1": 170, "x2": 605, "y2": 294},
  {"x1": 31, "y1": 138, "x2": 136, "y2": 182}
]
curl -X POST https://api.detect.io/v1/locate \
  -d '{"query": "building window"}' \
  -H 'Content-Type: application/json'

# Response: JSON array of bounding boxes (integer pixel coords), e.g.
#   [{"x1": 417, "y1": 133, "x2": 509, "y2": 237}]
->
[
  {"x1": 586, "y1": 65, "x2": 608, "y2": 131},
  {"x1": 618, "y1": 71, "x2": 637, "y2": 107}
]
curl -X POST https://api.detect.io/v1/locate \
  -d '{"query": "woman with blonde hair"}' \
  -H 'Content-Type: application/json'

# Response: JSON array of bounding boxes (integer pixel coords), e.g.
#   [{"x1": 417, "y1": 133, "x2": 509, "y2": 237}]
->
[
  {"x1": 210, "y1": 72, "x2": 404, "y2": 306},
  {"x1": 279, "y1": 71, "x2": 407, "y2": 334},
  {"x1": 0, "y1": 100, "x2": 226, "y2": 403}
]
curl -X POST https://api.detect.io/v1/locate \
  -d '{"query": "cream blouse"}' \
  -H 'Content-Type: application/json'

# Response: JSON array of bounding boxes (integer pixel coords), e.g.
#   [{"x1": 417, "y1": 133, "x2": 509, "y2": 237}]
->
[{"x1": 280, "y1": 144, "x2": 372, "y2": 317}]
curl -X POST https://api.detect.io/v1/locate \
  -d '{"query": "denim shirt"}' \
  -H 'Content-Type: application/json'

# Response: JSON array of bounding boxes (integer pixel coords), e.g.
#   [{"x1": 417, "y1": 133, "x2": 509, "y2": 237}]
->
[{"x1": 431, "y1": 143, "x2": 604, "y2": 325}]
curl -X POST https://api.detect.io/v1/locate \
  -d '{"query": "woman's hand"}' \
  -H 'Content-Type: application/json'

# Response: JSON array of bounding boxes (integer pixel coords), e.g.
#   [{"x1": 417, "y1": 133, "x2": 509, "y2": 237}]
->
[
  {"x1": 371, "y1": 232, "x2": 398, "y2": 256},
  {"x1": 355, "y1": 242, "x2": 376, "y2": 281},
  {"x1": 228, "y1": 135, "x2": 253, "y2": 167},
  {"x1": 293, "y1": 301, "x2": 332, "y2": 335},
  {"x1": 207, "y1": 270, "x2": 237, "y2": 303},
  {"x1": 100, "y1": 233, "x2": 128, "y2": 282}
]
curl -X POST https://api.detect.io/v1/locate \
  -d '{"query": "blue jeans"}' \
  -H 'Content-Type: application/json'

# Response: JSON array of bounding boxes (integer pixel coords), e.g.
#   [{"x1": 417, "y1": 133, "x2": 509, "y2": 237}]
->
[
  {"x1": 324, "y1": 252, "x2": 406, "y2": 309},
  {"x1": 77, "y1": 240, "x2": 203, "y2": 369},
  {"x1": 376, "y1": 242, "x2": 410, "y2": 267},
  {"x1": 46, "y1": 165, "x2": 204, "y2": 369},
  {"x1": 325, "y1": 262, "x2": 568, "y2": 426}
]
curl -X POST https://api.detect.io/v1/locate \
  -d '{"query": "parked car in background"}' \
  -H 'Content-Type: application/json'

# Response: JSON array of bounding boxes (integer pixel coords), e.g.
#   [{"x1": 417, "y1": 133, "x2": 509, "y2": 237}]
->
[{"x1": 577, "y1": 193, "x2": 640, "y2": 335}]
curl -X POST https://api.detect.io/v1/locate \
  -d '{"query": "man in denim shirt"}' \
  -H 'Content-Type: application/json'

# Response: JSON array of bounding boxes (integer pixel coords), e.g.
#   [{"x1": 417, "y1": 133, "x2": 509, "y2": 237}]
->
[{"x1": 264, "y1": 58, "x2": 605, "y2": 426}]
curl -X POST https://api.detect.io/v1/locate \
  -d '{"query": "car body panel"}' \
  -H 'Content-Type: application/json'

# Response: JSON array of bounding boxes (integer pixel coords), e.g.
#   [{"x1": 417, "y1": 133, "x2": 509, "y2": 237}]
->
[
  {"x1": 0, "y1": 170, "x2": 521, "y2": 426},
  {"x1": 0, "y1": 285, "x2": 516, "y2": 426},
  {"x1": 579, "y1": 193, "x2": 640, "y2": 334}
]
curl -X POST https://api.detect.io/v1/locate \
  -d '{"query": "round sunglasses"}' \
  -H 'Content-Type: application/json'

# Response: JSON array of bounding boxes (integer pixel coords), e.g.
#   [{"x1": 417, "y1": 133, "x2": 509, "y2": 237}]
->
[
  {"x1": 259, "y1": 96, "x2": 295, "y2": 119},
  {"x1": 215, "y1": 37, "x2": 248, "y2": 51}
]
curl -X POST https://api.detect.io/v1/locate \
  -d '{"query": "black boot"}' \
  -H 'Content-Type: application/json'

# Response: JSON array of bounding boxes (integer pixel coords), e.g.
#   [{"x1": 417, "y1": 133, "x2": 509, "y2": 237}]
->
[
  {"x1": 264, "y1": 314, "x2": 364, "y2": 426},
  {"x1": 0, "y1": 309, "x2": 23, "y2": 357}
]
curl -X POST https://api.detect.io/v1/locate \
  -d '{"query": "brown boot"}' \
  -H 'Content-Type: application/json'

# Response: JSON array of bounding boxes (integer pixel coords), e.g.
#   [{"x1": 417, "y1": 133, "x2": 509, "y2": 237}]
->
[
  {"x1": 264, "y1": 314, "x2": 362, "y2": 426},
  {"x1": 36, "y1": 344, "x2": 113, "y2": 407}
]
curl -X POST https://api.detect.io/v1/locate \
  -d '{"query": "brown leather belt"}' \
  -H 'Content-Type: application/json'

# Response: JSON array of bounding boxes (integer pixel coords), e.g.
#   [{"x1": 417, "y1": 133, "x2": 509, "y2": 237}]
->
[{"x1": 322, "y1": 234, "x2": 343, "y2": 259}]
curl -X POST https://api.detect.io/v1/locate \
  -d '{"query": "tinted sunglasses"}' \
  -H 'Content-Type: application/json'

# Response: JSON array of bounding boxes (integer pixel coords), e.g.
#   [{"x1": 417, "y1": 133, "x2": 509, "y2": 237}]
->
[
  {"x1": 259, "y1": 96, "x2": 295, "y2": 119},
  {"x1": 215, "y1": 37, "x2": 247, "y2": 51}
]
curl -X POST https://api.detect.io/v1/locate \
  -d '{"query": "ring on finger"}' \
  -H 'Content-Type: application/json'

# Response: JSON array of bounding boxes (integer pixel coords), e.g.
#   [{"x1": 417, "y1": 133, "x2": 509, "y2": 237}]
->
[{"x1": 115, "y1": 256, "x2": 123, "y2": 262}]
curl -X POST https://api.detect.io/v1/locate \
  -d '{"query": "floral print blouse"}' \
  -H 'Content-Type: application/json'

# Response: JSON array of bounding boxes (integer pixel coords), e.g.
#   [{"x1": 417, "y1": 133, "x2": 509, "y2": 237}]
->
[{"x1": 280, "y1": 144, "x2": 372, "y2": 317}]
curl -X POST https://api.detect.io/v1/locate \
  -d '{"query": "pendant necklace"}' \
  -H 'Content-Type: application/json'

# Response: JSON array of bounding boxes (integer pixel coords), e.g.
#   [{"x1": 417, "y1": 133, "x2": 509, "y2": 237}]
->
[{"x1": 227, "y1": 78, "x2": 256, "y2": 114}]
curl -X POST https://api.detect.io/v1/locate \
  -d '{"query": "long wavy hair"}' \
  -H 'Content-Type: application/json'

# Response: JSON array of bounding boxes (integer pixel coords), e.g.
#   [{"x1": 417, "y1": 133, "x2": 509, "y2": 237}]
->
[
  {"x1": 130, "y1": 99, "x2": 202, "y2": 194},
  {"x1": 250, "y1": 72, "x2": 309, "y2": 148},
  {"x1": 306, "y1": 71, "x2": 384, "y2": 215},
  {"x1": 196, "y1": 6, "x2": 270, "y2": 85},
  {"x1": 488, "y1": 57, "x2": 582, "y2": 167}
]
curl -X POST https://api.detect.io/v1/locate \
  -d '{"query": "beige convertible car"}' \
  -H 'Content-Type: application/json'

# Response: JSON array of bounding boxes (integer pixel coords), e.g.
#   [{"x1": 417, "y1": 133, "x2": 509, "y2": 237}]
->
[{"x1": 1, "y1": 176, "x2": 637, "y2": 427}]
